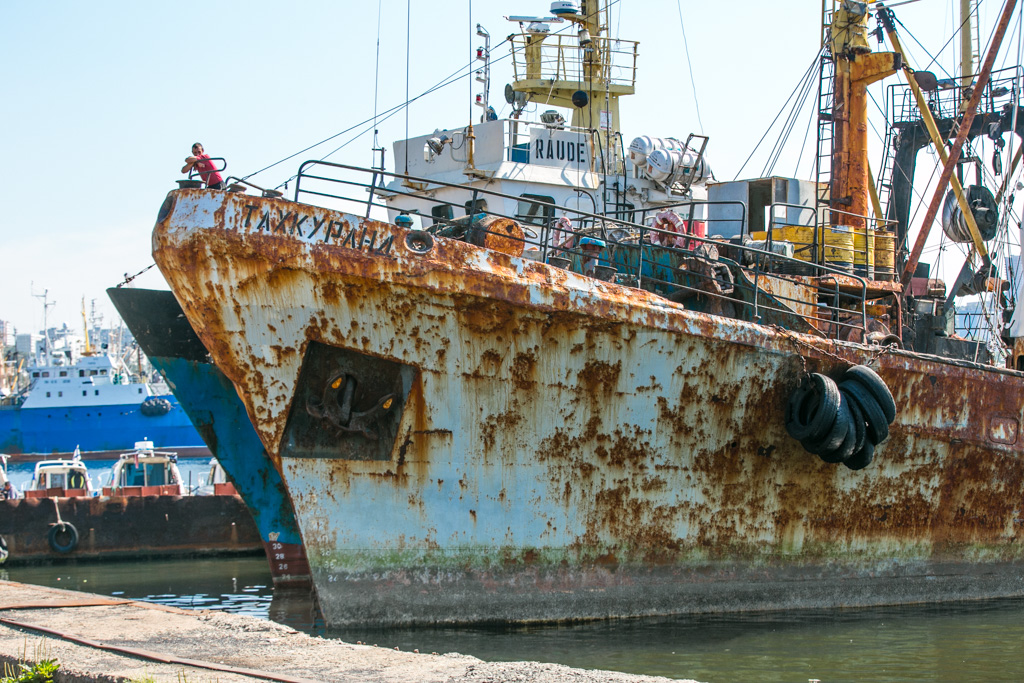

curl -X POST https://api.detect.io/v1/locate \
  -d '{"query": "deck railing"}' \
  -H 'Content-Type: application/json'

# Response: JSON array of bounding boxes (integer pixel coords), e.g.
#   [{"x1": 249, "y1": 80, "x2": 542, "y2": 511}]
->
[
  {"x1": 509, "y1": 34, "x2": 638, "y2": 90},
  {"x1": 292, "y1": 161, "x2": 873, "y2": 341}
]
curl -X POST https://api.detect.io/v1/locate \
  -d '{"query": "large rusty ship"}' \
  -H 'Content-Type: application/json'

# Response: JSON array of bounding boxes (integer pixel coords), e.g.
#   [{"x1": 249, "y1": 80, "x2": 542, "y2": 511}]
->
[{"x1": 151, "y1": 1, "x2": 1024, "y2": 625}]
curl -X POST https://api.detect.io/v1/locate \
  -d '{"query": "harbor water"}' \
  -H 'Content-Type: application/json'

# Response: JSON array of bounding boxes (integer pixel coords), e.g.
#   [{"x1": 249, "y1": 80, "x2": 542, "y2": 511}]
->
[{"x1": 3, "y1": 556, "x2": 1024, "y2": 682}]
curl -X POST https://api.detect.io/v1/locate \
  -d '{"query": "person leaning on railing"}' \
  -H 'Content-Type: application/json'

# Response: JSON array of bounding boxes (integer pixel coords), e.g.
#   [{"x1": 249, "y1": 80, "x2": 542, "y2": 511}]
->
[{"x1": 181, "y1": 142, "x2": 225, "y2": 190}]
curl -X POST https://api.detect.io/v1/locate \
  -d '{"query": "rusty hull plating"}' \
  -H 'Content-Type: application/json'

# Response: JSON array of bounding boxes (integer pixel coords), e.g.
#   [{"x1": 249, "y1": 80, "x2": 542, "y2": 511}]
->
[{"x1": 153, "y1": 188, "x2": 1024, "y2": 626}]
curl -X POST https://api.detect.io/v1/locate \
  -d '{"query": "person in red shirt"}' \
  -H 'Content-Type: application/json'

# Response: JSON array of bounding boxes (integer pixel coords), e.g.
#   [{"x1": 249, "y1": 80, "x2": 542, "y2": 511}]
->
[{"x1": 181, "y1": 142, "x2": 225, "y2": 189}]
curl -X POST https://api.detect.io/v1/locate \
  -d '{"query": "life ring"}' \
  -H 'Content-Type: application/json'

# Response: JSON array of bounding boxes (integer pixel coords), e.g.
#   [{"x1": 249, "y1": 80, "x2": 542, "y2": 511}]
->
[
  {"x1": 48, "y1": 522, "x2": 79, "y2": 554},
  {"x1": 0, "y1": 534, "x2": 8, "y2": 565}
]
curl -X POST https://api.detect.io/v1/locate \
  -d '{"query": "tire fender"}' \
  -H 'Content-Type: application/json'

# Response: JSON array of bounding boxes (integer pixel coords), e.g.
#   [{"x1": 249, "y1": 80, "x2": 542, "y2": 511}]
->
[
  {"x1": 840, "y1": 379, "x2": 890, "y2": 444},
  {"x1": 843, "y1": 365, "x2": 896, "y2": 424},
  {"x1": 48, "y1": 522, "x2": 79, "y2": 554}
]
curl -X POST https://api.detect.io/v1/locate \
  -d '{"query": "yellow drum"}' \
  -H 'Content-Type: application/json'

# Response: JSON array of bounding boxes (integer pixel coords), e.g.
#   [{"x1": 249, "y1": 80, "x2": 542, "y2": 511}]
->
[
  {"x1": 852, "y1": 227, "x2": 875, "y2": 278},
  {"x1": 874, "y1": 230, "x2": 896, "y2": 281},
  {"x1": 750, "y1": 225, "x2": 854, "y2": 272}
]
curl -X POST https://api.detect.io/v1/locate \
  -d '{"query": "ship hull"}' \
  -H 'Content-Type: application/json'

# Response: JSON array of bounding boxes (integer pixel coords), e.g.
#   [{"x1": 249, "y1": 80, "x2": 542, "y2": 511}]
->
[
  {"x1": 154, "y1": 190, "x2": 1024, "y2": 626},
  {"x1": 0, "y1": 397, "x2": 202, "y2": 456},
  {"x1": 107, "y1": 287, "x2": 311, "y2": 587}
]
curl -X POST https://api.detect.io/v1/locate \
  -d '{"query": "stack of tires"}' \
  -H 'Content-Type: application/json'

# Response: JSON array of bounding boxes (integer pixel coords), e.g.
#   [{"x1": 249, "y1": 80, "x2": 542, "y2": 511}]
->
[
  {"x1": 784, "y1": 365, "x2": 896, "y2": 470},
  {"x1": 140, "y1": 396, "x2": 172, "y2": 417}
]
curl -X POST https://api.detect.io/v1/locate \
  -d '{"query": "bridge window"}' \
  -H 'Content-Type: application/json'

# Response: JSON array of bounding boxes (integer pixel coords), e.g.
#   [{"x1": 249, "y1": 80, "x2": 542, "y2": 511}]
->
[
  {"x1": 430, "y1": 205, "x2": 454, "y2": 226},
  {"x1": 465, "y1": 199, "x2": 487, "y2": 216},
  {"x1": 516, "y1": 194, "x2": 556, "y2": 226},
  {"x1": 59, "y1": 371, "x2": 67, "y2": 377}
]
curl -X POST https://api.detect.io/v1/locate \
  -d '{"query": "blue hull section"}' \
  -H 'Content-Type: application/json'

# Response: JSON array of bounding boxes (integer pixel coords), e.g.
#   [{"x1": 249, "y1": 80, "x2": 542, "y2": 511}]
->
[
  {"x1": 0, "y1": 396, "x2": 202, "y2": 455},
  {"x1": 151, "y1": 355, "x2": 304, "y2": 550},
  {"x1": 107, "y1": 286, "x2": 308, "y2": 584}
]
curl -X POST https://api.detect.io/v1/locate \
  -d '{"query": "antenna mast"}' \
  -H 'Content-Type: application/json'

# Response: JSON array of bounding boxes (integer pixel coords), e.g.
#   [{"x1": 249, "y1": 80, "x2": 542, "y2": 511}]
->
[{"x1": 31, "y1": 288, "x2": 56, "y2": 364}]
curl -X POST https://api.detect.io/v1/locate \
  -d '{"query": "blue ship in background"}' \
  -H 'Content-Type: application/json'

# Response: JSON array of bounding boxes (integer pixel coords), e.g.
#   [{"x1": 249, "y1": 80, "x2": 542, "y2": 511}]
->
[
  {"x1": 0, "y1": 346, "x2": 203, "y2": 457},
  {"x1": 108, "y1": 287, "x2": 310, "y2": 586}
]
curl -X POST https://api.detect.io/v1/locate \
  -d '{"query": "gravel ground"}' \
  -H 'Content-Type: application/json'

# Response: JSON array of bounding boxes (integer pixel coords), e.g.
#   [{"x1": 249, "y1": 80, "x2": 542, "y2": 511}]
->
[{"x1": 0, "y1": 581, "x2": 698, "y2": 683}]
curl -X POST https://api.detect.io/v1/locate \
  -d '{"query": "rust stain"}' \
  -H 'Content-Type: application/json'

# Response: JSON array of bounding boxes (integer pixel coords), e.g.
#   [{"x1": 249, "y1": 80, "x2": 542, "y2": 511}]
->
[{"x1": 153, "y1": 189, "x2": 1024, "y2": 595}]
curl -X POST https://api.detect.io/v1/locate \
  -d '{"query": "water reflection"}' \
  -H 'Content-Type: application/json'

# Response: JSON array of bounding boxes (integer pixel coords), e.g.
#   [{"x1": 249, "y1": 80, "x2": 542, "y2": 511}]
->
[{"x1": 5, "y1": 557, "x2": 1024, "y2": 682}]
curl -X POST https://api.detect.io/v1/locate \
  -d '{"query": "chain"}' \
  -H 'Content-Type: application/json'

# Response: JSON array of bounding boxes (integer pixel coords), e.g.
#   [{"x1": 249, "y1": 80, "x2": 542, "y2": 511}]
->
[{"x1": 770, "y1": 324, "x2": 898, "y2": 375}]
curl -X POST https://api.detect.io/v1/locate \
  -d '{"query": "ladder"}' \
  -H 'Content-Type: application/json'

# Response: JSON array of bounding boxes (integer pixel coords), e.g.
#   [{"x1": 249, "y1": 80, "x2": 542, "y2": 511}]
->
[{"x1": 813, "y1": 48, "x2": 835, "y2": 264}]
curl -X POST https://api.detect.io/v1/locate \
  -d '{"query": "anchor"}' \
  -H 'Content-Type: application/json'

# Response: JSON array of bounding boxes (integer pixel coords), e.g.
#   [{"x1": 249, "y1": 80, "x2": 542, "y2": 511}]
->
[{"x1": 306, "y1": 371, "x2": 395, "y2": 441}]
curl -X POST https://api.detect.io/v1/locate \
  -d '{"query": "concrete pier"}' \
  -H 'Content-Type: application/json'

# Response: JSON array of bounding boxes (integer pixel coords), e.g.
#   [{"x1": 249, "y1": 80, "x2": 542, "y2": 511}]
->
[{"x1": 0, "y1": 582, "x2": 694, "y2": 682}]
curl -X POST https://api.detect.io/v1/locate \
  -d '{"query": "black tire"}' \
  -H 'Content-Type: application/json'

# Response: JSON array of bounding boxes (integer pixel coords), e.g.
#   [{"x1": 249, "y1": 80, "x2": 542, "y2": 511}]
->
[
  {"x1": 805, "y1": 374, "x2": 841, "y2": 442},
  {"x1": 846, "y1": 395, "x2": 867, "y2": 453},
  {"x1": 817, "y1": 399, "x2": 858, "y2": 464},
  {"x1": 840, "y1": 380, "x2": 889, "y2": 444},
  {"x1": 802, "y1": 393, "x2": 852, "y2": 455},
  {"x1": 785, "y1": 381, "x2": 817, "y2": 440},
  {"x1": 844, "y1": 440, "x2": 875, "y2": 470},
  {"x1": 0, "y1": 534, "x2": 8, "y2": 565},
  {"x1": 48, "y1": 522, "x2": 79, "y2": 554},
  {"x1": 843, "y1": 365, "x2": 896, "y2": 423}
]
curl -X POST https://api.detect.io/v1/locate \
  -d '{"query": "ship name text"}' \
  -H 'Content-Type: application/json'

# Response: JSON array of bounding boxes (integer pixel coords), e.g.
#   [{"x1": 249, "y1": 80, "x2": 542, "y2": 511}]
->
[{"x1": 241, "y1": 205, "x2": 394, "y2": 255}]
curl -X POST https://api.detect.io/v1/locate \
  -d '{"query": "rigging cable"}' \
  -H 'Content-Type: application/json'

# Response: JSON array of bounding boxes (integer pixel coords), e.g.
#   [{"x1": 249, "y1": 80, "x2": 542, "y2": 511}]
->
[
  {"x1": 259, "y1": 6, "x2": 602, "y2": 189},
  {"x1": 406, "y1": 0, "x2": 411, "y2": 174},
  {"x1": 372, "y1": 0, "x2": 384, "y2": 167},
  {"x1": 918, "y1": 1, "x2": 983, "y2": 75},
  {"x1": 676, "y1": 0, "x2": 705, "y2": 134},
  {"x1": 763, "y1": 55, "x2": 819, "y2": 177},
  {"x1": 734, "y1": 46, "x2": 825, "y2": 180}
]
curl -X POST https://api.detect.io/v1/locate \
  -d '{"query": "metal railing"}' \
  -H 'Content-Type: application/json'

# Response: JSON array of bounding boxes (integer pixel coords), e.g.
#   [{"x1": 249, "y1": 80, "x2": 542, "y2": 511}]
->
[
  {"x1": 185, "y1": 157, "x2": 228, "y2": 187},
  {"x1": 886, "y1": 65, "x2": 1021, "y2": 126},
  {"x1": 509, "y1": 34, "x2": 638, "y2": 89},
  {"x1": 289, "y1": 161, "x2": 873, "y2": 340}
]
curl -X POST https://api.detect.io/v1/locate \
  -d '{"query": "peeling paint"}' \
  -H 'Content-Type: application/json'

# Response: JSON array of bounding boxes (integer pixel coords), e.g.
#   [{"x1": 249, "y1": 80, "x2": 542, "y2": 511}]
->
[{"x1": 154, "y1": 188, "x2": 1024, "y2": 626}]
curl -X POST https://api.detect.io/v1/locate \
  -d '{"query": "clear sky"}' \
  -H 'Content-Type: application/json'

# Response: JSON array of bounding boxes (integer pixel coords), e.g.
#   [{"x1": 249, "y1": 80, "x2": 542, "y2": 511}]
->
[{"x1": 1, "y1": 0, "x2": 1016, "y2": 335}]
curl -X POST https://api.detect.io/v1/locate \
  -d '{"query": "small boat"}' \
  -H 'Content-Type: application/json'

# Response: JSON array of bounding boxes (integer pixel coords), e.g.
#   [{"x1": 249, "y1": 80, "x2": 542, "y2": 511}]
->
[
  {"x1": 197, "y1": 458, "x2": 238, "y2": 496},
  {"x1": 103, "y1": 440, "x2": 185, "y2": 497},
  {"x1": 107, "y1": 286, "x2": 311, "y2": 586},
  {"x1": 24, "y1": 456, "x2": 94, "y2": 498},
  {"x1": 0, "y1": 453, "x2": 10, "y2": 493}
]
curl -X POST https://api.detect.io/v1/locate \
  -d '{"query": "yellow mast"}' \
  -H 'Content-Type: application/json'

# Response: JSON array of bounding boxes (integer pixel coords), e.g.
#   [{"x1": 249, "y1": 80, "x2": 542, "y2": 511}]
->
[
  {"x1": 81, "y1": 296, "x2": 92, "y2": 355},
  {"x1": 511, "y1": 1, "x2": 637, "y2": 140},
  {"x1": 829, "y1": 1, "x2": 900, "y2": 230},
  {"x1": 961, "y1": 0, "x2": 975, "y2": 98}
]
